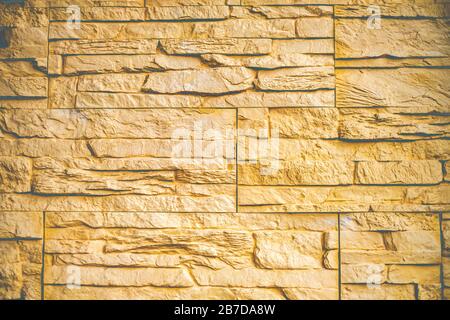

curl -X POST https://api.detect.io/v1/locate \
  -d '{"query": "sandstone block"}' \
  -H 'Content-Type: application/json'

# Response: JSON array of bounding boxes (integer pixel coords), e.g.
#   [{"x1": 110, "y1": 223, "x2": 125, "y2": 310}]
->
[
  {"x1": 0, "y1": 157, "x2": 32, "y2": 193},
  {"x1": 282, "y1": 288, "x2": 338, "y2": 300},
  {"x1": 335, "y1": 4, "x2": 450, "y2": 18},
  {"x1": 387, "y1": 265, "x2": 441, "y2": 285},
  {"x1": 0, "y1": 109, "x2": 235, "y2": 139},
  {"x1": 77, "y1": 74, "x2": 146, "y2": 93},
  {"x1": 0, "y1": 139, "x2": 89, "y2": 159},
  {"x1": 147, "y1": 5, "x2": 229, "y2": 20},
  {"x1": 273, "y1": 39, "x2": 334, "y2": 54},
  {"x1": 76, "y1": 92, "x2": 203, "y2": 109},
  {"x1": 296, "y1": 17, "x2": 333, "y2": 38},
  {"x1": 336, "y1": 18, "x2": 449, "y2": 59},
  {"x1": 64, "y1": 54, "x2": 202, "y2": 74},
  {"x1": 339, "y1": 107, "x2": 449, "y2": 140},
  {"x1": 231, "y1": 6, "x2": 333, "y2": 19},
  {"x1": 238, "y1": 160, "x2": 354, "y2": 185},
  {"x1": 142, "y1": 67, "x2": 255, "y2": 94},
  {"x1": 356, "y1": 161, "x2": 443, "y2": 185},
  {"x1": 49, "y1": 77, "x2": 77, "y2": 108},
  {"x1": 239, "y1": 185, "x2": 450, "y2": 213},
  {"x1": 0, "y1": 193, "x2": 236, "y2": 213},
  {"x1": 161, "y1": 39, "x2": 272, "y2": 55},
  {"x1": 45, "y1": 266, "x2": 194, "y2": 287},
  {"x1": 50, "y1": 39, "x2": 158, "y2": 55},
  {"x1": 50, "y1": 7, "x2": 145, "y2": 21},
  {"x1": 0, "y1": 77, "x2": 47, "y2": 98},
  {"x1": 192, "y1": 267, "x2": 338, "y2": 288},
  {"x1": 0, "y1": 212, "x2": 42, "y2": 239},
  {"x1": 44, "y1": 286, "x2": 285, "y2": 300},
  {"x1": 256, "y1": 67, "x2": 335, "y2": 91},
  {"x1": 0, "y1": 27, "x2": 47, "y2": 60},
  {"x1": 206, "y1": 91, "x2": 334, "y2": 108},
  {"x1": 0, "y1": 7, "x2": 47, "y2": 27},
  {"x1": 254, "y1": 231, "x2": 324, "y2": 269},
  {"x1": 342, "y1": 284, "x2": 415, "y2": 300},
  {"x1": 0, "y1": 241, "x2": 42, "y2": 300},
  {"x1": 337, "y1": 69, "x2": 450, "y2": 108}
]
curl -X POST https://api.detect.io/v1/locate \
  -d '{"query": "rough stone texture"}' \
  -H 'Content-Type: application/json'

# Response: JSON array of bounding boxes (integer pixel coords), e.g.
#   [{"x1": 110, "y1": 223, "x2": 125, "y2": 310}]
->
[
  {"x1": 0, "y1": 1, "x2": 449, "y2": 301},
  {"x1": 341, "y1": 212, "x2": 441, "y2": 300},
  {"x1": 44, "y1": 212, "x2": 338, "y2": 299}
]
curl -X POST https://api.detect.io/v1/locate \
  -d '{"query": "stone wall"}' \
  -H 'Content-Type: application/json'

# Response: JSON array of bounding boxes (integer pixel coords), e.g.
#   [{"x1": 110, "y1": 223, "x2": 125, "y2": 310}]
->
[{"x1": 0, "y1": 0, "x2": 449, "y2": 300}]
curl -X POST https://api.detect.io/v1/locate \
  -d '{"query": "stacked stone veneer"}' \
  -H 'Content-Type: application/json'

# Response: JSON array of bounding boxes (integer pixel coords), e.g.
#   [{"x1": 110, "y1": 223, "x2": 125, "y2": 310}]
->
[{"x1": 0, "y1": 0, "x2": 449, "y2": 300}]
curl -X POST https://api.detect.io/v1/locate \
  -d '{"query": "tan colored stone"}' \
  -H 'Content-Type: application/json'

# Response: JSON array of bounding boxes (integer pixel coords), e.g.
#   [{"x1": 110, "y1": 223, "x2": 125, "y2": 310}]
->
[
  {"x1": 50, "y1": 39, "x2": 157, "y2": 55},
  {"x1": 206, "y1": 91, "x2": 334, "y2": 108},
  {"x1": 391, "y1": 231, "x2": 441, "y2": 252},
  {"x1": 0, "y1": 241, "x2": 42, "y2": 300},
  {"x1": 282, "y1": 288, "x2": 338, "y2": 300},
  {"x1": 339, "y1": 107, "x2": 449, "y2": 140},
  {"x1": 192, "y1": 266, "x2": 338, "y2": 288},
  {"x1": 0, "y1": 27, "x2": 47, "y2": 59},
  {"x1": 0, "y1": 77, "x2": 47, "y2": 98},
  {"x1": 340, "y1": 231, "x2": 385, "y2": 250},
  {"x1": 161, "y1": 39, "x2": 272, "y2": 55},
  {"x1": 64, "y1": 54, "x2": 202, "y2": 74},
  {"x1": 340, "y1": 212, "x2": 439, "y2": 232},
  {"x1": 76, "y1": 92, "x2": 203, "y2": 109},
  {"x1": 0, "y1": 61, "x2": 45, "y2": 78},
  {"x1": 243, "y1": 54, "x2": 334, "y2": 69},
  {"x1": 0, "y1": 139, "x2": 89, "y2": 159},
  {"x1": 45, "y1": 286, "x2": 285, "y2": 300},
  {"x1": 147, "y1": 5, "x2": 229, "y2": 20},
  {"x1": 356, "y1": 161, "x2": 443, "y2": 185},
  {"x1": 342, "y1": 250, "x2": 441, "y2": 265},
  {"x1": 342, "y1": 284, "x2": 415, "y2": 300},
  {"x1": 342, "y1": 264, "x2": 387, "y2": 284},
  {"x1": 0, "y1": 7, "x2": 47, "y2": 27},
  {"x1": 335, "y1": 4, "x2": 450, "y2": 18},
  {"x1": 147, "y1": 0, "x2": 224, "y2": 5},
  {"x1": 336, "y1": 18, "x2": 449, "y2": 59},
  {"x1": 270, "y1": 108, "x2": 338, "y2": 138},
  {"x1": 238, "y1": 185, "x2": 450, "y2": 213},
  {"x1": 336, "y1": 57, "x2": 450, "y2": 68},
  {"x1": 0, "y1": 212, "x2": 42, "y2": 239},
  {"x1": 297, "y1": 17, "x2": 333, "y2": 38},
  {"x1": 32, "y1": 167, "x2": 176, "y2": 196},
  {"x1": 274, "y1": 39, "x2": 334, "y2": 54},
  {"x1": 45, "y1": 265, "x2": 194, "y2": 287},
  {"x1": 0, "y1": 109, "x2": 235, "y2": 139},
  {"x1": 418, "y1": 284, "x2": 441, "y2": 300},
  {"x1": 231, "y1": 5, "x2": 333, "y2": 19},
  {"x1": 323, "y1": 250, "x2": 338, "y2": 270},
  {"x1": 337, "y1": 69, "x2": 450, "y2": 108},
  {"x1": 256, "y1": 67, "x2": 335, "y2": 91},
  {"x1": 387, "y1": 265, "x2": 441, "y2": 284},
  {"x1": 49, "y1": 77, "x2": 77, "y2": 108},
  {"x1": 78, "y1": 74, "x2": 146, "y2": 93},
  {"x1": 0, "y1": 192, "x2": 236, "y2": 213},
  {"x1": 254, "y1": 231, "x2": 324, "y2": 269},
  {"x1": 0, "y1": 157, "x2": 32, "y2": 193},
  {"x1": 50, "y1": 7, "x2": 145, "y2": 21},
  {"x1": 142, "y1": 67, "x2": 255, "y2": 94},
  {"x1": 238, "y1": 161, "x2": 354, "y2": 185},
  {"x1": 48, "y1": 55, "x2": 63, "y2": 75},
  {"x1": 49, "y1": 0, "x2": 144, "y2": 6},
  {"x1": 49, "y1": 20, "x2": 296, "y2": 40},
  {"x1": 45, "y1": 212, "x2": 338, "y2": 232},
  {"x1": 239, "y1": 138, "x2": 450, "y2": 163}
]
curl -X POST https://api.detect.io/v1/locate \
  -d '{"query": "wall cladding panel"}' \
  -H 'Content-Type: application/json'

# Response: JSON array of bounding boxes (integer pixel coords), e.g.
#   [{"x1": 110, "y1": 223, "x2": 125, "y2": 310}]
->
[{"x1": 0, "y1": 0, "x2": 449, "y2": 300}]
